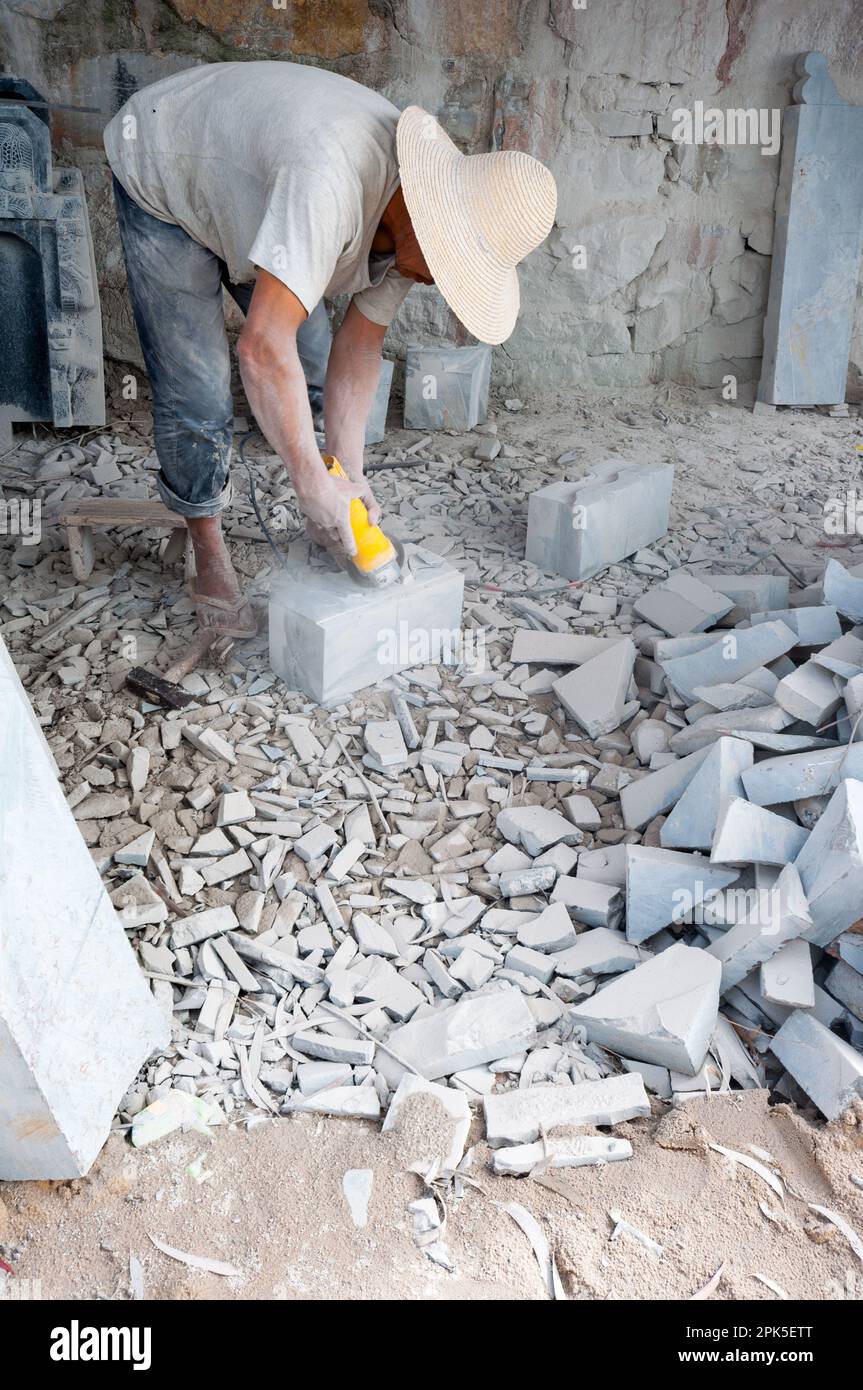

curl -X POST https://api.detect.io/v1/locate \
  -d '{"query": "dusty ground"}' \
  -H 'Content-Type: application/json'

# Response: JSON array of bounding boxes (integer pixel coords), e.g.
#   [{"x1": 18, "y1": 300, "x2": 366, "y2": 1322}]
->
[
  {"x1": 3, "y1": 1091, "x2": 863, "y2": 1301},
  {"x1": 3, "y1": 380, "x2": 863, "y2": 1302}
]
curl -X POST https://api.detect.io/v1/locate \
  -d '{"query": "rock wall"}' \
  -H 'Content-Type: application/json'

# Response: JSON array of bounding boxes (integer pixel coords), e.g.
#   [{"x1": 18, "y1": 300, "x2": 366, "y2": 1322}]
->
[{"x1": 2, "y1": 0, "x2": 862, "y2": 397}]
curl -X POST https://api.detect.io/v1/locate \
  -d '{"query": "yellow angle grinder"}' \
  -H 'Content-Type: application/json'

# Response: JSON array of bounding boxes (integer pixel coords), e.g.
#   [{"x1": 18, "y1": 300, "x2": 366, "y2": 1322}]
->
[{"x1": 323, "y1": 455, "x2": 402, "y2": 588}]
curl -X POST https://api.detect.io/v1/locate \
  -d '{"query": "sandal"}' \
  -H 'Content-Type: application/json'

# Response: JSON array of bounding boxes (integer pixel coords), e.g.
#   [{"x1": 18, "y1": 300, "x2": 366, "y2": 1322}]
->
[{"x1": 190, "y1": 589, "x2": 259, "y2": 639}]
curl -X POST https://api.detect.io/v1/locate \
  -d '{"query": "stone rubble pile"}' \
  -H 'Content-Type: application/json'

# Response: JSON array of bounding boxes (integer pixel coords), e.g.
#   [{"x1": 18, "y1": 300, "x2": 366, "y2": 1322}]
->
[{"x1": 3, "y1": 398, "x2": 863, "y2": 1177}]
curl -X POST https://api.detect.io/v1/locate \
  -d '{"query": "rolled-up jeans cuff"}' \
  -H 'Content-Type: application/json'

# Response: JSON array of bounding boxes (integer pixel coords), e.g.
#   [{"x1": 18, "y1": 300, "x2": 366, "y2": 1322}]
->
[{"x1": 156, "y1": 474, "x2": 234, "y2": 519}]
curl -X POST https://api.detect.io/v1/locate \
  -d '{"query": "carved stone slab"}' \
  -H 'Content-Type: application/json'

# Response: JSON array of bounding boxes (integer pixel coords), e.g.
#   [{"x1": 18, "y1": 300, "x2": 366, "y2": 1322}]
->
[{"x1": 759, "y1": 53, "x2": 863, "y2": 406}]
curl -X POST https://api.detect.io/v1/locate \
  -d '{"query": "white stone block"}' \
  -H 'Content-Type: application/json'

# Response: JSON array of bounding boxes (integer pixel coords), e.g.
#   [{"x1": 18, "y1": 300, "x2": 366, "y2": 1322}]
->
[
  {"x1": 760, "y1": 938, "x2": 814, "y2": 1008},
  {"x1": 705, "y1": 863, "x2": 811, "y2": 991},
  {"x1": 741, "y1": 745, "x2": 863, "y2": 806},
  {"x1": 552, "y1": 927, "x2": 644, "y2": 977},
  {"x1": 570, "y1": 943, "x2": 721, "y2": 1074},
  {"x1": 550, "y1": 875, "x2": 624, "y2": 929},
  {"x1": 269, "y1": 543, "x2": 464, "y2": 705},
  {"x1": 620, "y1": 745, "x2": 711, "y2": 830},
  {"x1": 0, "y1": 638, "x2": 168, "y2": 1179},
  {"x1": 660, "y1": 620, "x2": 798, "y2": 701},
  {"x1": 525, "y1": 459, "x2": 674, "y2": 581},
  {"x1": 496, "y1": 804, "x2": 580, "y2": 857},
  {"x1": 553, "y1": 637, "x2": 636, "y2": 738},
  {"x1": 483, "y1": 1071, "x2": 650, "y2": 1147}
]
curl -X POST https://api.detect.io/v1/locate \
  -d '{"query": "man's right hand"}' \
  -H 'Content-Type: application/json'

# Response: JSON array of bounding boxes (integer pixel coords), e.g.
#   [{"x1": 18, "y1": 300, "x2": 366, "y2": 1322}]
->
[{"x1": 293, "y1": 464, "x2": 358, "y2": 556}]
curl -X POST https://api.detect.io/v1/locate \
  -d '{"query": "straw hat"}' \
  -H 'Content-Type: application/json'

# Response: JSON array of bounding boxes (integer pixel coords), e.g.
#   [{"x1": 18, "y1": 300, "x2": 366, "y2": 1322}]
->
[{"x1": 396, "y1": 105, "x2": 557, "y2": 345}]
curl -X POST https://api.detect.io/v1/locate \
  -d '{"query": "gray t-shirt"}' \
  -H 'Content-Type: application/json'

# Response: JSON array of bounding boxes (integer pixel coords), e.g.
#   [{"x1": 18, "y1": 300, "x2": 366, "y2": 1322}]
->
[{"x1": 104, "y1": 61, "x2": 413, "y2": 325}]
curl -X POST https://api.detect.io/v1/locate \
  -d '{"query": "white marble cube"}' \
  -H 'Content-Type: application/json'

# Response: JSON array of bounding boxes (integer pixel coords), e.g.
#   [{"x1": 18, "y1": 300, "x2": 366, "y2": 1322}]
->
[
  {"x1": 526, "y1": 458, "x2": 674, "y2": 580},
  {"x1": 0, "y1": 637, "x2": 168, "y2": 1180},
  {"x1": 403, "y1": 345, "x2": 491, "y2": 431},
  {"x1": 269, "y1": 542, "x2": 466, "y2": 705}
]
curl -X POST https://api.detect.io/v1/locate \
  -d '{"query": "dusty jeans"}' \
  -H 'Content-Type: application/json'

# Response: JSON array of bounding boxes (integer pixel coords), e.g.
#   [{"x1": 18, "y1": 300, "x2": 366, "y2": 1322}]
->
[{"x1": 113, "y1": 175, "x2": 331, "y2": 518}]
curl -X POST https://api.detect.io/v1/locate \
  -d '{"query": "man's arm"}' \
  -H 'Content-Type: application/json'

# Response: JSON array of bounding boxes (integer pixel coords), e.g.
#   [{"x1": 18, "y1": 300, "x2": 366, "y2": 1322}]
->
[
  {"x1": 324, "y1": 301, "x2": 387, "y2": 523},
  {"x1": 237, "y1": 269, "x2": 359, "y2": 554}
]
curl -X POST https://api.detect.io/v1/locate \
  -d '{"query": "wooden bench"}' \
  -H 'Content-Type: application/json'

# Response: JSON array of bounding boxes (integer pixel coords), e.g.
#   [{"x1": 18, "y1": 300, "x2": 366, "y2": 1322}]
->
[{"x1": 45, "y1": 499, "x2": 189, "y2": 582}]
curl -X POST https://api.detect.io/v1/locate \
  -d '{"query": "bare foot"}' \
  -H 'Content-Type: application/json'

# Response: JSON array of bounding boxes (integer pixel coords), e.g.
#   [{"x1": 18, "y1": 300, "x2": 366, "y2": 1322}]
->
[{"x1": 185, "y1": 516, "x2": 257, "y2": 637}]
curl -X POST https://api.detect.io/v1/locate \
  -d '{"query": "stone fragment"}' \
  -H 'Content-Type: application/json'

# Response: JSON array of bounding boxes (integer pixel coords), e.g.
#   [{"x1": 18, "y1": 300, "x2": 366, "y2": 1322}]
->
[
  {"x1": 812, "y1": 632, "x2": 863, "y2": 679},
  {"x1": 570, "y1": 943, "x2": 721, "y2": 1074},
  {"x1": 660, "y1": 736, "x2": 753, "y2": 851},
  {"x1": 182, "y1": 724, "x2": 236, "y2": 764},
  {"x1": 794, "y1": 779, "x2": 863, "y2": 946},
  {"x1": 552, "y1": 927, "x2": 643, "y2": 978},
  {"x1": 294, "y1": 822, "x2": 338, "y2": 863},
  {"x1": 563, "y1": 793, "x2": 602, "y2": 829},
  {"x1": 552, "y1": 639, "x2": 636, "y2": 738},
  {"x1": 386, "y1": 987, "x2": 536, "y2": 1079},
  {"x1": 525, "y1": 459, "x2": 674, "y2": 581},
  {"x1": 620, "y1": 746, "x2": 711, "y2": 829},
  {"x1": 496, "y1": 805, "x2": 580, "y2": 857},
  {"x1": 126, "y1": 746, "x2": 150, "y2": 792},
  {"x1": 110, "y1": 874, "x2": 168, "y2": 929},
  {"x1": 114, "y1": 828, "x2": 155, "y2": 867},
  {"x1": 774, "y1": 660, "x2": 843, "y2": 725},
  {"x1": 499, "y1": 865, "x2": 556, "y2": 897},
  {"x1": 517, "y1": 902, "x2": 577, "y2": 953},
  {"x1": 216, "y1": 790, "x2": 255, "y2": 826},
  {"x1": 551, "y1": 876, "x2": 624, "y2": 929},
  {"x1": 483, "y1": 1072, "x2": 650, "y2": 1147},
  {"x1": 492, "y1": 1135, "x2": 633, "y2": 1175},
  {"x1": 760, "y1": 938, "x2": 814, "y2": 1008},
  {"x1": 292, "y1": 1031, "x2": 375, "y2": 1066},
  {"x1": 170, "y1": 904, "x2": 239, "y2": 950},
  {"x1": 710, "y1": 797, "x2": 809, "y2": 866},
  {"x1": 382, "y1": 1074, "x2": 471, "y2": 1170},
  {"x1": 352, "y1": 913, "x2": 398, "y2": 958},
  {"x1": 771, "y1": 1010, "x2": 863, "y2": 1120},
  {"x1": 504, "y1": 944, "x2": 555, "y2": 983},
  {"x1": 751, "y1": 606, "x2": 842, "y2": 647},
  {"x1": 742, "y1": 746, "x2": 863, "y2": 806},
  {"x1": 660, "y1": 621, "x2": 797, "y2": 701},
  {"x1": 705, "y1": 863, "x2": 811, "y2": 991},
  {"x1": 364, "y1": 719, "x2": 408, "y2": 769},
  {"x1": 624, "y1": 846, "x2": 738, "y2": 943},
  {"x1": 823, "y1": 959, "x2": 863, "y2": 1021},
  {"x1": 450, "y1": 947, "x2": 495, "y2": 989},
  {"x1": 510, "y1": 631, "x2": 621, "y2": 666},
  {"x1": 282, "y1": 1086, "x2": 381, "y2": 1118}
]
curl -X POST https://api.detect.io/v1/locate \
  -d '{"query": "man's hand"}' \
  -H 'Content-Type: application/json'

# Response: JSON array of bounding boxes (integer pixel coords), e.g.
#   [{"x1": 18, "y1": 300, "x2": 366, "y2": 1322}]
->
[{"x1": 293, "y1": 465, "x2": 357, "y2": 556}]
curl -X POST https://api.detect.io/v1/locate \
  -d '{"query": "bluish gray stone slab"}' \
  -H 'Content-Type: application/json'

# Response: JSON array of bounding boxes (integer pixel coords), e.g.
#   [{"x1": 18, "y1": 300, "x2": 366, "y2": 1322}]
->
[
  {"x1": 269, "y1": 541, "x2": 464, "y2": 706},
  {"x1": 526, "y1": 458, "x2": 674, "y2": 581},
  {"x1": 758, "y1": 53, "x2": 863, "y2": 406},
  {"x1": 771, "y1": 1010, "x2": 863, "y2": 1119},
  {"x1": 403, "y1": 345, "x2": 490, "y2": 431},
  {"x1": 365, "y1": 358, "x2": 394, "y2": 446},
  {"x1": 795, "y1": 778, "x2": 863, "y2": 947},
  {"x1": 661, "y1": 736, "x2": 753, "y2": 851}
]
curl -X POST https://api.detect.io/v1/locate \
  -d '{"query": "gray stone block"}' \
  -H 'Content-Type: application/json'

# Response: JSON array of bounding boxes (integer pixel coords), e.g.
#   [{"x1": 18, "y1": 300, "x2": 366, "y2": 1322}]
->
[
  {"x1": 774, "y1": 660, "x2": 844, "y2": 725},
  {"x1": 823, "y1": 558, "x2": 863, "y2": 623},
  {"x1": 550, "y1": 875, "x2": 624, "y2": 929},
  {"x1": 269, "y1": 542, "x2": 464, "y2": 705},
  {"x1": 510, "y1": 630, "x2": 622, "y2": 666},
  {"x1": 365, "y1": 358, "x2": 394, "y2": 445},
  {"x1": 496, "y1": 805, "x2": 581, "y2": 857},
  {"x1": 741, "y1": 746, "x2": 863, "y2": 806},
  {"x1": 710, "y1": 797, "x2": 809, "y2": 866},
  {"x1": 696, "y1": 575, "x2": 790, "y2": 622},
  {"x1": 823, "y1": 958, "x2": 863, "y2": 1022},
  {"x1": 794, "y1": 779, "x2": 863, "y2": 946},
  {"x1": 386, "y1": 986, "x2": 536, "y2": 1079},
  {"x1": 750, "y1": 607, "x2": 842, "y2": 647},
  {"x1": 0, "y1": 637, "x2": 167, "y2": 1179},
  {"x1": 812, "y1": 633, "x2": 863, "y2": 679},
  {"x1": 758, "y1": 54, "x2": 863, "y2": 406},
  {"x1": 705, "y1": 863, "x2": 811, "y2": 992},
  {"x1": 552, "y1": 927, "x2": 643, "y2": 977},
  {"x1": 770, "y1": 1009, "x2": 863, "y2": 1119},
  {"x1": 620, "y1": 745, "x2": 712, "y2": 830},
  {"x1": 492, "y1": 1134, "x2": 633, "y2": 1174},
  {"x1": 660, "y1": 621, "x2": 798, "y2": 701},
  {"x1": 570, "y1": 943, "x2": 721, "y2": 1075},
  {"x1": 660, "y1": 736, "x2": 753, "y2": 851},
  {"x1": 525, "y1": 458, "x2": 674, "y2": 581},
  {"x1": 553, "y1": 638, "x2": 636, "y2": 737},
  {"x1": 483, "y1": 1072, "x2": 650, "y2": 1147},
  {"x1": 403, "y1": 345, "x2": 490, "y2": 431},
  {"x1": 760, "y1": 938, "x2": 814, "y2": 1008},
  {"x1": 624, "y1": 845, "x2": 738, "y2": 944}
]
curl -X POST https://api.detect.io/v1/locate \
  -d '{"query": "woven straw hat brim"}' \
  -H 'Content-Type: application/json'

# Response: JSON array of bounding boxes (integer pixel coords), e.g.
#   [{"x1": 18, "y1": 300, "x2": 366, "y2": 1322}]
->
[{"x1": 397, "y1": 106, "x2": 541, "y2": 345}]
